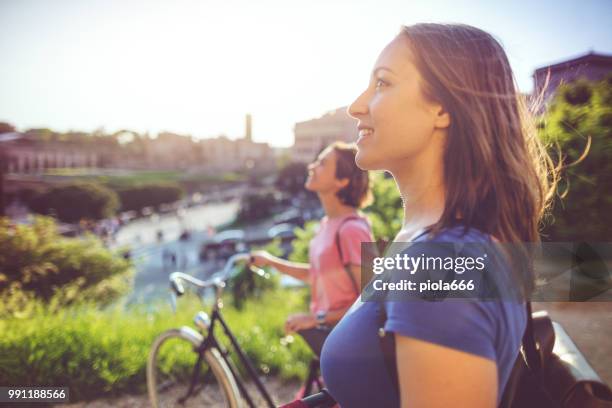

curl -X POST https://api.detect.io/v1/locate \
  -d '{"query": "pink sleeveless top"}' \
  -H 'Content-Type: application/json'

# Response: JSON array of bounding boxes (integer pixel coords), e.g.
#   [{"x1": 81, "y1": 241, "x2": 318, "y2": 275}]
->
[{"x1": 308, "y1": 212, "x2": 374, "y2": 314}]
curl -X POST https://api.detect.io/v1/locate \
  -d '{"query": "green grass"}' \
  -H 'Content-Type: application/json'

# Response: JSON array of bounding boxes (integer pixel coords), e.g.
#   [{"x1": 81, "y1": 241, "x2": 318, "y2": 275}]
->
[
  {"x1": 41, "y1": 169, "x2": 246, "y2": 189},
  {"x1": 0, "y1": 288, "x2": 312, "y2": 401}
]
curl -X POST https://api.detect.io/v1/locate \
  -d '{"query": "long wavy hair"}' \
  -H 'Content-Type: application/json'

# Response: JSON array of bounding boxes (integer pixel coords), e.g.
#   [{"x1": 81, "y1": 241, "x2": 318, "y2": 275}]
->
[{"x1": 400, "y1": 23, "x2": 558, "y2": 294}]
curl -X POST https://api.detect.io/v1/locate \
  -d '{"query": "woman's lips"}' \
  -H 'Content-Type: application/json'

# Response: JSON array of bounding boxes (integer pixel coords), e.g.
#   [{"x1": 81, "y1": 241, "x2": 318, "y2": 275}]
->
[{"x1": 357, "y1": 128, "x2": 374, "y2": 144}]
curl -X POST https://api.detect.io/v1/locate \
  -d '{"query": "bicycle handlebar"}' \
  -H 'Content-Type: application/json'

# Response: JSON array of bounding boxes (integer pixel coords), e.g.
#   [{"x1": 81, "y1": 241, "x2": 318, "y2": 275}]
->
[{"x1": 169, "y1": 253, "x2": 263, "y2": 296}]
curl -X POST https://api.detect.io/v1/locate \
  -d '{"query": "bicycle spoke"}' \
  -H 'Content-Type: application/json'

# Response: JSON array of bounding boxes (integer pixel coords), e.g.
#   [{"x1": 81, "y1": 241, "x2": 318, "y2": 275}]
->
[{"x1": 148, "y1": 332, "x2": 239, "y2": 407}]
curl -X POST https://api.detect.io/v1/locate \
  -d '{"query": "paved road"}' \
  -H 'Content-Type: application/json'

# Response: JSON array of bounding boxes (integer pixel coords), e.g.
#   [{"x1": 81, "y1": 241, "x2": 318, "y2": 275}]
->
[
  {"x1": 114, "y1": 201, "x2": 240, "y2": 304},
  {"x1": 116, "y1": 200, "x2": 304, "y2": 304}
]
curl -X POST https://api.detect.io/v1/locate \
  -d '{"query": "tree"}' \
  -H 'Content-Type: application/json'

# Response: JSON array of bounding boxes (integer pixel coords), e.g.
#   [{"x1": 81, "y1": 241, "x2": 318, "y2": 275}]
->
[
  {"x1": 539, "y1": 76, "x2": 612, "y2": 241},
  {"x1": 0, "y1": 216, "x2": 132, "y2": 307},
  {"x1": 29, "y1": 183, "x2": 120, "y2": 223},
  {"x1": 275, "y1": 162, "x2": 308, "y2": 195}
]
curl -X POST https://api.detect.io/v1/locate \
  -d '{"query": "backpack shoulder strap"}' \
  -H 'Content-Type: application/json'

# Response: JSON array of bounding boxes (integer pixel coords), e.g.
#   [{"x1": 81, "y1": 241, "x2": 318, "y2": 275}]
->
[
  {"x1": 374, "y1": 229, "x2": 464, "y2": 397},
  {"x1": 522, "y1": 302, "x2": 541, "y2": 372},
  {"x1": 499, "y1": 302, "x2": 540, "y2": 407},
  {"x1": 335, "y1": 215, "x2": 367, "y2": 296},
  {"x1": 377, "y1": 302, "x2": 539, "y2": 399},
  {"x1": 377, "y1": 302, "x2": 400, "y2": 392}
]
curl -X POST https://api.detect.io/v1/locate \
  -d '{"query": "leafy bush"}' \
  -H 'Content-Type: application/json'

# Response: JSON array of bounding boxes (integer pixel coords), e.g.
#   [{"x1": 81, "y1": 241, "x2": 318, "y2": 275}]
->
[
  {"x1": 562, "y1": 79, "x2": 593, "y2": 106},
  {"x1": 288, "y1": 221, "x2": 318, "y2": 263},
  {"x1": 29, "y1": 183, "x2": 119, "y2": 223},
  {"x1": 228, "y1": 240, "x2": 282, "y2": 309},
  {"x1": 0, "y1": 289, "x2": 311, "y2": 401},
  {"x1": 0, "y1": 216, "x2": 132, "y2": 310},
  {"x1": 114, "y1": 183, "x2": 184, "y2": 212},
  {"x1": 540, "y1": 77, "x2": 612, "y2": 241},
  {"x1": 363, "y1": 171, "x2": 403, "y2": 242}
]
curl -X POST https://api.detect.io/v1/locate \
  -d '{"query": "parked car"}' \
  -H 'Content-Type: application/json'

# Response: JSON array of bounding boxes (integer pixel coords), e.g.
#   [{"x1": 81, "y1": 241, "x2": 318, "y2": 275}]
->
[
  {"x1": 273, "y1": 209, "x2": 304, "y2": 227},
  {"x1": 213, "y1": 229, "x2": 245, "y2": 243},
  {"x1": 199, "y1": 229, "x2": 247, "y2": 262},
  {"x1": 267, "y1": 223, "x2": 296, "y2": 239}
]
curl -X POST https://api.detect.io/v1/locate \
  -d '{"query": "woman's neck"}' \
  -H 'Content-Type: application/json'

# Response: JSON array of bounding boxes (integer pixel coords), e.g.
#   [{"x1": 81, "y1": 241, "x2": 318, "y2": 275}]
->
[
  {"x1": 390, "y1": 157, "x2": 446, "y2": 240},
  {"x1": 318, "y1": 191, "x2": 356, "y2": 219}
]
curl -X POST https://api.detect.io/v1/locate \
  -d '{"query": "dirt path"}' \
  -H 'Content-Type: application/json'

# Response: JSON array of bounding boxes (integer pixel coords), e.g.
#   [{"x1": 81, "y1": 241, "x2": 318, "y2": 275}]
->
[{"x1": 63, "y1": 377, "x2": 302, "y2": 407}]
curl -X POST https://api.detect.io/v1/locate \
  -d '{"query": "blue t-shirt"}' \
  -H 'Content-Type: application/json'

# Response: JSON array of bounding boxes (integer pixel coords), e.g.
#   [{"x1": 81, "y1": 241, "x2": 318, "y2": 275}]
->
[{"x1": 320, "y1": 226, "x2": 526, "y2": 407}]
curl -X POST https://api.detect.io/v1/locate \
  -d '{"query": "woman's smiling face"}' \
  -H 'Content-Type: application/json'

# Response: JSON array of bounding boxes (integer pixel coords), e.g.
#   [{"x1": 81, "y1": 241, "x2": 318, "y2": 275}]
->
[
  {"x1": 304, "y1": 147, "x2": 346, "y2": 194},
  {"x1": 348, "y1": 35, "x2": 450, "y2": 172}
]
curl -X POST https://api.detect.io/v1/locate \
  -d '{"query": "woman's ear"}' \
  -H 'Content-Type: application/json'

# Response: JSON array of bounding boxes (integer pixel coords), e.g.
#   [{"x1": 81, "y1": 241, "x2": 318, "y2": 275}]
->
[
  {"x1": 335, "y1": 177, "x2": 350, "y2": 191},
  {"x1": 434, "y1": 104, "x2": 451, "y2": 129}
]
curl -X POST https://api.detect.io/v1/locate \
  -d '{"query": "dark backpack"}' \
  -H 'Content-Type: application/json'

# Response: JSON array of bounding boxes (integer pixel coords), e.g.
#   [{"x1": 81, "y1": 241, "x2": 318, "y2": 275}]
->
[{"x1": 376, "y1": 302, "x2": 612, "y2": 407}]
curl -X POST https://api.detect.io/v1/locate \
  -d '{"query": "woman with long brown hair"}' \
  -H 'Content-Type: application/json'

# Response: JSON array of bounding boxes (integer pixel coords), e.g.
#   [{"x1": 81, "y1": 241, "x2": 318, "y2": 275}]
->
[{"x1": 320, "y1": 23, "x2": 556, "y2": 407}]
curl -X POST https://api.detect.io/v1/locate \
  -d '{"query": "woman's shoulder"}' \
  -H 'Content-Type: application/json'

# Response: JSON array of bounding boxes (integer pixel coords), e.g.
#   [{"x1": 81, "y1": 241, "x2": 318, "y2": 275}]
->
[
  {"x1": 337, "y1": 213, "x2": 372, "y2": 234},
  {"x1": 422, "y1": 224, "x2": 492, "y2": 244}
]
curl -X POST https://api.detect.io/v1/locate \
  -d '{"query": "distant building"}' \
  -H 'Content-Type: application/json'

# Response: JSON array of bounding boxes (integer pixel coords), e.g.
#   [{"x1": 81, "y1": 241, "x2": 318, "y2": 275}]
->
[
  {"x1": 1, "y1": 132, "x2": 99, "y2": 174},
  {"x1": 145, "y1": 132, "x2": 199, "y2": 169},
  {"x1": 533, "y1": 51, "x2": 612, "y2": 101},
  {"x1": 200, "y1": 115, "x2": 274, "y2": 172},
  {"x1": 1, "y1": 114, "x2": 274, "y2": 175},
  {"x1": 292, "y1": 107, "x2": 358, "y2": 163},
  {"x1": 200, "y1": 136, "x2": 274, "y2": 172}
]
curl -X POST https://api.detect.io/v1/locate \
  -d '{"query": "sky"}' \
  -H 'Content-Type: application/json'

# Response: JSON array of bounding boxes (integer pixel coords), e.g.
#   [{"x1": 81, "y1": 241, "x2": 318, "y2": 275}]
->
[{"x1": 1, "y1": 0, "x2": 611, "y2": 147}]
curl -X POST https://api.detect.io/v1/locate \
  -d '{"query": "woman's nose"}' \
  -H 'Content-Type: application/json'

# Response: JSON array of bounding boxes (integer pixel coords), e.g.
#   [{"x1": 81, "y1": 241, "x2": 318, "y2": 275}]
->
[{"x1": 348, "y1": 90, "x2": 369, "y2": 118}]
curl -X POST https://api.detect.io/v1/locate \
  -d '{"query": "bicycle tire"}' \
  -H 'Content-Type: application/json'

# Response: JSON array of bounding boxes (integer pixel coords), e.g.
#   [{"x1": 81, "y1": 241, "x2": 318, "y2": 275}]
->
[{"x1": 147, "y1": 327, "x2": 242, "y2": 408}]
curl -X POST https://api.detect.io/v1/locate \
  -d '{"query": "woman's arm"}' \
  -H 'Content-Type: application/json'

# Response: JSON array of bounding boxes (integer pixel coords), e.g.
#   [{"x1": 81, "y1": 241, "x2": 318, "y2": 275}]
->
[
  {"x1": 285, "y1": 264, "x2": 360, "y2": 331},
  {"x1": 324, "y1": 264, "x2": 361, "y2": 324},
  {"x1": 250, "y1": 250, "x2": 310, "y2": 282},
  {"x1": 395, "y1": 334, "x2": 498, "y2": 408}
]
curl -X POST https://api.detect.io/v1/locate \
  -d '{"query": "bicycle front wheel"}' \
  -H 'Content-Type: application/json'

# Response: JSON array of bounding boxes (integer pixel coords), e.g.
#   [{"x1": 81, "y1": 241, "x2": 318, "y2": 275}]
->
[{"x1": 147, "y1": 327, "x2": 242, "y2": 408}]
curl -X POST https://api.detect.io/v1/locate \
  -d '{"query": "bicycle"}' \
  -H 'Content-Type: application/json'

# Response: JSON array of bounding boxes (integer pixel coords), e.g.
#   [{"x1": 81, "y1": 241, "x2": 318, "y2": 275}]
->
[{"x1": 146, "y1": 253, "x2": 327, "y2": 408}]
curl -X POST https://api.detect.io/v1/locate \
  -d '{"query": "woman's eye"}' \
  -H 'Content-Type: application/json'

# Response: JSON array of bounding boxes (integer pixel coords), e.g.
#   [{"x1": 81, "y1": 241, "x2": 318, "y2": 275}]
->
[{"x1": 375, "y1": 78, "x2": 388, "y2": 89}]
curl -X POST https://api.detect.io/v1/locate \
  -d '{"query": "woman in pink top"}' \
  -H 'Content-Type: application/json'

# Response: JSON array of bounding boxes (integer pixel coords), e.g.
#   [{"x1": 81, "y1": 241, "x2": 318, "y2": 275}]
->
[{"x1": 250, "y1": 141, "x2": 373, "y2": 355}]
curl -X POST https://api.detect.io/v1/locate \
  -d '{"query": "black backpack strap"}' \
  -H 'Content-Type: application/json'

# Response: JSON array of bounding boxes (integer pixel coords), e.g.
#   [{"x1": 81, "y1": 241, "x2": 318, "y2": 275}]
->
[
  {"x1": 522, "y1": 302, "x2": 541, "y2": 372},
  {"x1": 335, "y1": 215, "x2": 367, "y2": 296},
  {"x1": 499, "y1": 302, "x2": 540, "y2": 408},
  {"x1": 375, "y1": 232, "x2": 534, "y2": 407},
  {"x1": 377, "y1": 302, "x2": 538, "y2": 404},
  {"x1": 374, "y1": 228, "x2": 433, "y2": 395},
  {"x1": 377, "y1": 302, "x2": 400, "y2": 392}
]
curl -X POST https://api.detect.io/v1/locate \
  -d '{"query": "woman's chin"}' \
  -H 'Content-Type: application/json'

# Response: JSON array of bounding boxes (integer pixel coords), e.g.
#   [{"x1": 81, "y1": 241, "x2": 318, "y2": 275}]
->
[{"x1": 355, "y1": 149, "x2": 382, "y2": 171}]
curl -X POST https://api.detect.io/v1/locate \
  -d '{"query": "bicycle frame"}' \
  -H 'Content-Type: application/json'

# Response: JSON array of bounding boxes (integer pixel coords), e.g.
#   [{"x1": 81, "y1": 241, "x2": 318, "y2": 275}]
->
[
  {"x1": 168, "y1": 254, "x2": 323, "y2": 407},
  {"x1": 203, "y1": 307, "x2": 276, "y2": 408}
]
